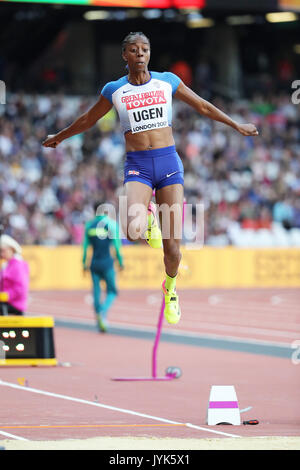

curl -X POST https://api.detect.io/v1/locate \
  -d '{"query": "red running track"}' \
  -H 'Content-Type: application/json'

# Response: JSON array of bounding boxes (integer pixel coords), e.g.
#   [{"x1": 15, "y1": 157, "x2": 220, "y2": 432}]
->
[
  {"x1": 28, "y1": 287, "x2": 300, "y2": 345},
  {"x1": 0, "y1": 288, "x2": 299, "y2": 443}
]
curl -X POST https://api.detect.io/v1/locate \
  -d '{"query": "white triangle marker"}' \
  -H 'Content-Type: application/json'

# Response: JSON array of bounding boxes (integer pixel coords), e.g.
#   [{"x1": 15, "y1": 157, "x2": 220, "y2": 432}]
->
[{"x1": 207, "y1": 385, "x2": 241, "y2": 425}]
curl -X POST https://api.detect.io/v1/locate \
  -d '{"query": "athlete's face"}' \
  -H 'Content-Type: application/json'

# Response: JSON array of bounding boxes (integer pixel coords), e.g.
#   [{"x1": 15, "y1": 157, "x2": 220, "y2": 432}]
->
[{"x1": 123, "y1": 37, "x2": 150, "y2": 73}]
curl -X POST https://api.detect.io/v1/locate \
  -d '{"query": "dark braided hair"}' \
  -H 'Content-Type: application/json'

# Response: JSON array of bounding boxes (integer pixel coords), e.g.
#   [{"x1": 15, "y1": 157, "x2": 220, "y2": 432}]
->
[{"x1": 122, "y1": 32, "x2": 150, "y2": 52}]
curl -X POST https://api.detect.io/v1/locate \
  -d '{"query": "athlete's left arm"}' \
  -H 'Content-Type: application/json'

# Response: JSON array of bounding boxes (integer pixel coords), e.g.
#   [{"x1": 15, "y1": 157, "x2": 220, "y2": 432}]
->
[{"x1": 174, "y1": 82, "x2": 259, "y2": 137}]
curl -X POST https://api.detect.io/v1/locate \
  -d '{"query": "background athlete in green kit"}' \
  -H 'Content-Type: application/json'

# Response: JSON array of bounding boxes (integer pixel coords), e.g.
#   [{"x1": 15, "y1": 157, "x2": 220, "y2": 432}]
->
[{"x1": 82, "y1": 202, "x2": 124, "y2": 332}]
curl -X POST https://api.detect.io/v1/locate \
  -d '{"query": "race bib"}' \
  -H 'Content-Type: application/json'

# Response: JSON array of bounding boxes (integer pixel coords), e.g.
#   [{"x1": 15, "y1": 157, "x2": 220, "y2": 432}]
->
[{"x1": 122, "y1": 90, "x2": 168, "y2": 134}]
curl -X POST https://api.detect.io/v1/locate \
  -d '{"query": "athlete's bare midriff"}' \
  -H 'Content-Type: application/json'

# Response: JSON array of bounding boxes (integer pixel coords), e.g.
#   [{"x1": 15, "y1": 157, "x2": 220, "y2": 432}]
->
[{"x1": 125, "y1": 126, "x2": 175, "y2": 152}]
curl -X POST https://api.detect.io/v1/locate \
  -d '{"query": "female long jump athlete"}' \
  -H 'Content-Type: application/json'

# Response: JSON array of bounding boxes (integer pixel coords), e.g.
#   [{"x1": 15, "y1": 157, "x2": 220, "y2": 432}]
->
[{"x1": 42, "y1": 32, "x2": 258, "y2": 325}]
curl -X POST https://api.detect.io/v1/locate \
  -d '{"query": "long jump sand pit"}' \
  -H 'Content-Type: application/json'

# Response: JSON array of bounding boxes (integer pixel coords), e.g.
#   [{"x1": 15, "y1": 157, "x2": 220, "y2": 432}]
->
[{"x1": 2, "y1": 436, "x2": 300, "y2": 450}]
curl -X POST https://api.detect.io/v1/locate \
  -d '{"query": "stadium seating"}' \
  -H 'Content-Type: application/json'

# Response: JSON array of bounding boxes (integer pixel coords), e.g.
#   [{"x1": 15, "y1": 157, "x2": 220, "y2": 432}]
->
[{"x1": 0, "y1": 91, "x2": 299, "y2": 247}]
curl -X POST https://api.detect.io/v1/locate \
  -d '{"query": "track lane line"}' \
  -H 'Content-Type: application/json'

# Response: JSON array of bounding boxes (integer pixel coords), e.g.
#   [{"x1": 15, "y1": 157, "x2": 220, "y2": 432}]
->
[
  {"x1": 29, "y1": 310, "x2": 298, "y2": 346},
  {"x1": 53, "y1": 317, "x2": 296, "y2": 353},
  {"x1": 0, "y1": 424, "x2": 186, "y2": 429},
  {"x1": 0, "y1": 430, "x2": 28, "y2": 441},
  {"x1": 0, "y1": 379, "x2": 241, "y2": 439}
]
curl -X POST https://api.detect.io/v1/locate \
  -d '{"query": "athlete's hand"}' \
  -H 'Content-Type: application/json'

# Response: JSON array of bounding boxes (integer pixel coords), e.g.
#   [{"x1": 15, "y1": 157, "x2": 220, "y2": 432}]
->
[
  {"x1": 82, "y1": 266, "x2": 89, "y2": 277},
  {"x1": 42, "y1": 134, "x2": 62, "y2": 148},
  {"x1": 236, "y1": 123, "x2": 259, "y2": 136}
]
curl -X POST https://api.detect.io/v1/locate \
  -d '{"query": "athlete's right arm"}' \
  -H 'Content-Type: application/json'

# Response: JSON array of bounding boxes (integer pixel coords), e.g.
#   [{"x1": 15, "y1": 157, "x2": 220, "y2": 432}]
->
[
  {"x1": 42, "y1": 95, "x2": 112, "y2": 148},
  {"x1": 82, "y1": 222, "x2": 91, "y2": 271}
]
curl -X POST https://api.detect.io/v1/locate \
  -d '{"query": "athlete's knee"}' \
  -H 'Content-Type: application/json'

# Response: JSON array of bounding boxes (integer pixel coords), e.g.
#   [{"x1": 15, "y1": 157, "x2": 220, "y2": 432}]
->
[
  {"x1": 107, "y1": 286, "x2": 118, "y2": 296},
  {"x1": 126, "y1": 215, "x2": 147, "y2": 242}
]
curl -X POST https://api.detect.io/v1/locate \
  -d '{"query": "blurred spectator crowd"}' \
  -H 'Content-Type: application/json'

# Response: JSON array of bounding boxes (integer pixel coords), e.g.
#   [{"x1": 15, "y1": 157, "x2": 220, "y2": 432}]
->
[{"x1": 0, "y1": 89, "x2": 300, "y2": 247}]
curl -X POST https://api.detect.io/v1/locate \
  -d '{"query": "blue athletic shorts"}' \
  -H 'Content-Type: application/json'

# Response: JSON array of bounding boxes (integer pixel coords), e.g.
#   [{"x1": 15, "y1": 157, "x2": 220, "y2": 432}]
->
[{"x1": 124, "y1": 145, "x2": 184, "y2": 190}]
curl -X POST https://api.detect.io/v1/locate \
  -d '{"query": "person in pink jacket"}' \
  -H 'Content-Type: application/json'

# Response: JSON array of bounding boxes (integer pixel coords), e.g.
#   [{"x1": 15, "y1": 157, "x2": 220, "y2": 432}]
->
[{"x1": 0, "y1": 235, "x2": 29, "y2": 315}]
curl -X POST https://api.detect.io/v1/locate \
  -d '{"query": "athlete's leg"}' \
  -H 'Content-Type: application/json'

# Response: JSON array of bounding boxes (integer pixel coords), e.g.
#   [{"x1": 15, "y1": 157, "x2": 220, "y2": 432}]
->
[
  {"x1": 144, "y1": 200, "x2": 162, "y2": 248},
  {"x1": 101, "y1": 267, "x2": 118, "y2": 320},
  {"x1": 121, "y1": 181, "x2": 153, "y2": 242},
  {"x1": 155, "y1": 183, "x2": 184, "y2": 324},
  {"x1": 155, "y1": 183, "x2": 183, "y2": 278},
  {"x1": 90, "y1": 269, "x2": 102, "y2": 315}
]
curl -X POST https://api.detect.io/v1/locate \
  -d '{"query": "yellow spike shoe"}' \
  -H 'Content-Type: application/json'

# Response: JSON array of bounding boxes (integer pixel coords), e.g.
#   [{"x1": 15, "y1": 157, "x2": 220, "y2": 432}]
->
[
  {"x1": 144, "y1": 201, "x2": 162, "y2": 249},
  {"x1": 162, "y1": 280, "x2": 181, "y2": 324},
  {"x1": 97, "y1": 314, "x2": 108, "y2": 333}
]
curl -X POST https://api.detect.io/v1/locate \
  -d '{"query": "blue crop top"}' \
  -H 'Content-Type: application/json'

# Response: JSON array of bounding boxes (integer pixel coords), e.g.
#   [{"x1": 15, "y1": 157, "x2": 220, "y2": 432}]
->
[{"x1": 101, "y1": 71, "x2": 181, "y2": 134}]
